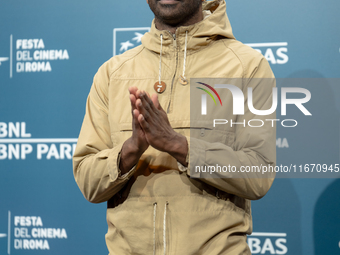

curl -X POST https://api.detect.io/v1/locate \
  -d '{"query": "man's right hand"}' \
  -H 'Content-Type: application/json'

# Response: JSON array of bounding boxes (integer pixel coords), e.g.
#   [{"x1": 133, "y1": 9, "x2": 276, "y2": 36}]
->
[{"x1": 119, "y1": 86, "x2": 149, "y2": 175}]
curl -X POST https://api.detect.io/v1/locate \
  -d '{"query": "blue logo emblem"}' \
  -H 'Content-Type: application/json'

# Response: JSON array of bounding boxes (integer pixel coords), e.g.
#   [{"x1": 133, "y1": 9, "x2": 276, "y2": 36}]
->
[{"x1": 113, "y1": 27, "x2": 150, "y2": 56}]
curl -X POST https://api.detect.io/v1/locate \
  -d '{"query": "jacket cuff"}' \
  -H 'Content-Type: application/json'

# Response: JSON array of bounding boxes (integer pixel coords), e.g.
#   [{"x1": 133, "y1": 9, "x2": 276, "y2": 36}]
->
[
  {"x1": 107, "y1": 141, "x2": 136, "y2": 182},
  {"x1": 176, "y1": 136, "x2": 190, "y2": 172},
  {"x1": 117, "y1": 149, "x2": 137, "y2": 180},
  {"x1": 181, "y1": 136, "x2": 206, "y2": 178}
]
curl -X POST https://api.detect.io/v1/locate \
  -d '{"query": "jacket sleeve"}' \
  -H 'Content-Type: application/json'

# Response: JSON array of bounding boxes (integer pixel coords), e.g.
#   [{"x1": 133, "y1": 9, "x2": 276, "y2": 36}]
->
[
  {"x1": 73, "y1": 62, "x2": 135, "y2": 203},
  {"x1": 185, "y1": 57, "x2": 276, "y2": 200}
]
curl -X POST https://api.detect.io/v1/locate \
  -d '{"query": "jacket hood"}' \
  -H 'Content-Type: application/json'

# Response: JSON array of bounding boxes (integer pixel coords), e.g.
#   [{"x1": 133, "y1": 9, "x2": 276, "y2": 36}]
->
[{"x1": 142, "y1": 0, "x2": 235, "y2": 54}]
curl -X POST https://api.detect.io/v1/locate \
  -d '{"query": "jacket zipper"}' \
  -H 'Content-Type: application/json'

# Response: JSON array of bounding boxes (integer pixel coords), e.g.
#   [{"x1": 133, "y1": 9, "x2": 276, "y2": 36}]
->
[{"x1": 167, "y1": 32, "x2": 179, "y2": 114}]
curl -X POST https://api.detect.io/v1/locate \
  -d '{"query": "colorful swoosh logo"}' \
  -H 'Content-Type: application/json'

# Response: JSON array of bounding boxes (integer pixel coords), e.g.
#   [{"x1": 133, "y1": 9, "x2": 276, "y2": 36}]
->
[{"x1": 196, "y1": 82, "x2": 222, "y2": 106}]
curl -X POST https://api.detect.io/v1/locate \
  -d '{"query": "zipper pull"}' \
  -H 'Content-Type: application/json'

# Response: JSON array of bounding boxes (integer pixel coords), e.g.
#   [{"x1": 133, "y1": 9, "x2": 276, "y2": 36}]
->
[{"x1": 173, "y1": 34, "x2": 177, "y2": 48}]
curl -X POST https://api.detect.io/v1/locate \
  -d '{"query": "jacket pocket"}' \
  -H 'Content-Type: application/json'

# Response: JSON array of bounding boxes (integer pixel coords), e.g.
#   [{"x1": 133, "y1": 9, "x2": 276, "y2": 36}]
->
[
  {"x1": 172, "y1": 120, "x2": 235, "y2": 148},
  {"x1": 110, "y1": 123, "x2": 132, "y2": 147},
  {"x1": 190, "y1": 126, "x2": 235, "y2": 147}
]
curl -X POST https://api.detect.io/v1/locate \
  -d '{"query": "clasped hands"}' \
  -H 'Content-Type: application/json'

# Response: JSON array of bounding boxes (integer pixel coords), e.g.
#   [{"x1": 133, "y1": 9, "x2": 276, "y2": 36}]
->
[{"x1": 119, "y1": 86, "x2": 188, "y2": 174}]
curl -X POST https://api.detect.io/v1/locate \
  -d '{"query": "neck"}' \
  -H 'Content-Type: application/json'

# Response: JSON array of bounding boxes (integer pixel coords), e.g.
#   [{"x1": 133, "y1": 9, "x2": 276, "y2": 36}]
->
[{"x1": 154, "y1": 7, "x2": 203, "y2": 34}]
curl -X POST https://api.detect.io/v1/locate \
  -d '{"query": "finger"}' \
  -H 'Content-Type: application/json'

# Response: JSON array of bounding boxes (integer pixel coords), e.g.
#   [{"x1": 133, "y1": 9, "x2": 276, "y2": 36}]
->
[
  {"x1": 128, "y1": 86, "x2": 138, "y2": 96},
  {"x1": 140, "y1": 91, "x2": 158, "y2": 113},
  {"x1": 151, "y1": 93, "x2": 169, "y2": 124},
  {"x1": 136, "y1": 98, "x2": 152, "y2": 121},
  {"x1": 129, "y1": 94, "x2": 137, "y2": 111},
  {"x1": 151, "y1": 93, "x2": 160, "y2": 109},
  {"x1": 138, "y1": 114, "x2": 150, "y2": 132},
  {"x1": 152, "y1": 93, "x2": 166, "y2": 113},
  {"x1": 136, "y1": 89, "x2": 142, "y2": 99},
  {"x1": 133, "y1": 109, "x2": 140, "y2": 119},
  {"x1": 132, "y1": 109, "x2": 142, "y2": 129}
]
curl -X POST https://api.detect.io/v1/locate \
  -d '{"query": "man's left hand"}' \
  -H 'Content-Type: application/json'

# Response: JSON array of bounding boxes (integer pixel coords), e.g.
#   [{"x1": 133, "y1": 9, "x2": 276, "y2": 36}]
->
[{"x1": 135, "y1": 90, "x2": 188, "y2": 167}]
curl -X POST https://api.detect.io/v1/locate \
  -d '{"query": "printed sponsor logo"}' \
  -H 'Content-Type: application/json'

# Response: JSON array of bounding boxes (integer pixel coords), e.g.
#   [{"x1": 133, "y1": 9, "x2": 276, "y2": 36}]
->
[
  {"x1": 248, "y1": 232, "x2": 288, "y2": 254},
  {"x1": 0, "y1": 122, "x2": 77, "y2": 160},
  {"x1": 0, "y1": 211, "x2": 11, "y2": 254},
  {"x1": 113, "y1": 27, "x2": 150, "y2": 56},
  {"x1": 13, "y1": 215, "x2": 68, "y2": 251},
  {"x1": 0, "y1": 35, "x2": 13, "y2": 78},
  {"x1": 0, "y1": 35, "x2": 69, "y2": 78},
  {"x1": 2, "y1": 211, "x2": 68, "y2": 253},
  {"x1": 245, "y1": 42, "x2": 289, "y2": 65},
  {"x1": 0, "y1": 57, "x2": 9, "y2": 65}
]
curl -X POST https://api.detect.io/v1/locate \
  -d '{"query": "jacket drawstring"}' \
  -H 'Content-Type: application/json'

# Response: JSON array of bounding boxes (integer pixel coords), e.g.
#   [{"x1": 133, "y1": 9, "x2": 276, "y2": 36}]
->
[
  {"x1": 153, "y1": 202, "x2": 157, "y2": 255},
  {"x1": 163, "y1": 201, "x2": 168, "y2": 255},
  {"x1": 153, "y1": 201, "x2": 169, "y2": 255},
  {"x1": 179, "y1": 31, "x2": 189, "y2": 85},
  {"x1": 158, "y1": 34, "x2": 163, "y2": 86}
]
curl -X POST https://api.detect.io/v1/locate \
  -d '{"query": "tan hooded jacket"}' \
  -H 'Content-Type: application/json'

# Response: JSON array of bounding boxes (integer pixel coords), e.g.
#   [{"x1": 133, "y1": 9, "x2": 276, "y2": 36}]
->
[{"x1": 73, "y1": 0, "x2": 276, "y2": 254}]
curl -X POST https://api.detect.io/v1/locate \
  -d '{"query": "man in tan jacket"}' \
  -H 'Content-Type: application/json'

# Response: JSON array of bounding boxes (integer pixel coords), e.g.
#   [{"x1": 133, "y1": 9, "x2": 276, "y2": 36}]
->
[{"x1": 73, "y1": 0, "x2": 276, "y2": 254}]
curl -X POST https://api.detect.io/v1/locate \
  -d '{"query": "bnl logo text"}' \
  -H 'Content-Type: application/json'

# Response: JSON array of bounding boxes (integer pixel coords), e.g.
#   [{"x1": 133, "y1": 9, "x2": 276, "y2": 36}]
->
[{"x1": 199, "y1": 83, "x2": 311, "y2": 116}]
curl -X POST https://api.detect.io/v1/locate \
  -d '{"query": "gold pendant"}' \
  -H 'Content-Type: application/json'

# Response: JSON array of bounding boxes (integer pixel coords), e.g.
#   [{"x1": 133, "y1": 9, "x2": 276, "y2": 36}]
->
[
  {"x1": 154, "y1": 81, "x2": 166, "y2": 94},
  {"x1": 179, "y1": 75, "x2": 188, "y2": 85}
]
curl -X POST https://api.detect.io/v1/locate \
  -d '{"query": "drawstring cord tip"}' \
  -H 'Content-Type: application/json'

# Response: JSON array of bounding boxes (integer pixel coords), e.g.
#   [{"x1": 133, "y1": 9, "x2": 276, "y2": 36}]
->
[{"x1": 179, "y1": 75, "x2": 188, "y2": 85}]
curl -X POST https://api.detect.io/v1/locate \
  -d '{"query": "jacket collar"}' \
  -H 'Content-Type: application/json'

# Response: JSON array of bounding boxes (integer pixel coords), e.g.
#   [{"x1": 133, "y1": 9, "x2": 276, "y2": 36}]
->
[{"x1": 141, "y1": 0, "x2": 235, "y2": 54}]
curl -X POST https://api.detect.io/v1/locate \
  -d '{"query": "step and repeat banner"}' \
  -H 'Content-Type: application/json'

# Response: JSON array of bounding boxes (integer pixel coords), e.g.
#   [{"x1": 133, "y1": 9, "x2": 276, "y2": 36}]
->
[{"x1": 1, "y1": 0, "x2": 339, "y2": 254}]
